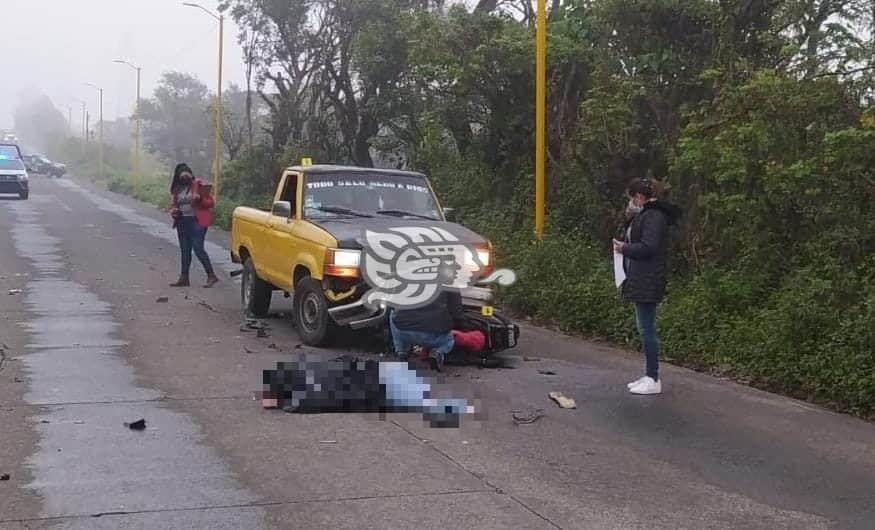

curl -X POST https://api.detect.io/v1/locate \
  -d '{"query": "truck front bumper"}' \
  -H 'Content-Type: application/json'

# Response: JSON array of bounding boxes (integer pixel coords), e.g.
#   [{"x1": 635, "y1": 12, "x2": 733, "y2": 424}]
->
[
  {"x1": 0, "y1": 179, "x2": 27, "y2": 195},
  {"x1": 328, "y1": 298, "x2": 387, "y2": 329},
  {"x1": 327, "y1": 286, "x2": 496, "y2": 331}
]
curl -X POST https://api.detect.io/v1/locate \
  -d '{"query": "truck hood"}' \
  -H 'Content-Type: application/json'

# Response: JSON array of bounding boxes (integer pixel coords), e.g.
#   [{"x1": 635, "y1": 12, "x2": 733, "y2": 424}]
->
[{"x1": 310, "y1": 218, "x2": 488, "y2": 249}]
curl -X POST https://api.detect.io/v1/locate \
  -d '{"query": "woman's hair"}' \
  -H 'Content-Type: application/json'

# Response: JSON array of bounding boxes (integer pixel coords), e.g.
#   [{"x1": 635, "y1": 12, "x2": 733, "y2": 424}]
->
[
  {"x1": 171, "y1": 163, "x2": 193, "y2": 193},
  {"x1": 627, "y1": 177, "x2": 656, "y2": 199}
]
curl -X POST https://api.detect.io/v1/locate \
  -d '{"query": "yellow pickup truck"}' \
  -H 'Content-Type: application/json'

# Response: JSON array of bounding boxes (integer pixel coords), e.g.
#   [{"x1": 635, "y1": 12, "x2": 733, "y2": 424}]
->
[{"x1": 230, "y1": 164, "x2": 504, "y2": 347}]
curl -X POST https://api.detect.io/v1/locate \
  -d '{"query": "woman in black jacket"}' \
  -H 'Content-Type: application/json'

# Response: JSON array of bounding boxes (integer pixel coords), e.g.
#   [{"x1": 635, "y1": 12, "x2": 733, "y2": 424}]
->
[{"x1": 613, "y1": 178, "x2": 681, "y2": 395}]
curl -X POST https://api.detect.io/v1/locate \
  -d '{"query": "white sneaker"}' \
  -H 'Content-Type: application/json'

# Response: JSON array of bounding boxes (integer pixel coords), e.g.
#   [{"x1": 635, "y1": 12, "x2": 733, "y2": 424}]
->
[
  {"x1": 627, "y1": 376, "x2": 648, "y2": 389},
  {"x1": 629, "y1": 377, "x2": 661, "y2": 395}
]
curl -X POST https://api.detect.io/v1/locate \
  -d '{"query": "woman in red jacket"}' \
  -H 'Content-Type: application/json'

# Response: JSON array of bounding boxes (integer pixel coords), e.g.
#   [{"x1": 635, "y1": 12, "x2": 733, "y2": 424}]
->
[{"x1": 169, "y1": 163, "x2": 219, "y2": 287}]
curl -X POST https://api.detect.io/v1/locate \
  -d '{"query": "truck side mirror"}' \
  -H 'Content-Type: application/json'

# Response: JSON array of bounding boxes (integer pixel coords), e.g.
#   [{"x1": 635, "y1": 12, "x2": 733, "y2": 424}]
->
[
  {"x1": 442, "y1": 207, "x2": 455, "y2": 220},
  {"x1": 272, "y1": 201, "x2": 292, "y2": 219}
]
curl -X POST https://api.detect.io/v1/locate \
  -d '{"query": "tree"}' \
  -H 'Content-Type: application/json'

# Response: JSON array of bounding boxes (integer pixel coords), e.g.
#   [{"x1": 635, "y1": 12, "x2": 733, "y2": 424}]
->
[
  {"x1": 139, "y1": 72, "x2": 213, "y2": 173},
  {"x1": 13, "y1": 94, "x2": 68, "y2": 153}
]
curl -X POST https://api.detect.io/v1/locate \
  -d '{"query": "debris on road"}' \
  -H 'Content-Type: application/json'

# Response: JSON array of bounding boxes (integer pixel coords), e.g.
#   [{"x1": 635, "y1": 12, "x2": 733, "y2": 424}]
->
[
  {"x1": 7, "y1": 289, "x2": 23, "y2": 295},
  {"x1": 125, "y1": 419, "x2": 146, "y2": 430},
  {"x1": 548, "y1": 392, "x2": 576, "y2": 409},
  {"x1": 156, "y1": 297, "x2": 169, "y2": 303},
  {"x1": 244, "y1": 347, "x2": 256, "y2": 354},
  {"x1": 523, "y1": 356, "x2": 541, "y2": 362},
  {"x1": 319, "y1": 440, "x2": 337, "y2": 444},
  {"x1": 198, "y1": 300, "x2": 217, "y2": 312},
  {"x1": 257, "y1": 329, "x2": 269, "y2": 338},
  {"x1": 538, "y1": 370, "x2": 557, "y2": 376},
  {"x1": 512, "y1": 409, "x2": 545, "y2": 425},
  {"x1": 209, "y1": 338, "x2": 221, "y2": 344},
  {"x1": 0, "y1": 473, "x2": 9, "y2": 481},
  {"x1": 268, "y1": 343, "x2": 279, "y2": 350}
]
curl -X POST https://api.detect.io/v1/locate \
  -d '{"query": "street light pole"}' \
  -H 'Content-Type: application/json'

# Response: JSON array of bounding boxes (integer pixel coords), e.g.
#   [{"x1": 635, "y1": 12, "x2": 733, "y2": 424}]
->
[
  {"x1": 64, "y1": 106, "x2": 73, "y2": 136},
  {"x1": 115, "y1": 60, "x2": 142, "y2": 193},
  {"x1": 86, "y1": 83, "x2": 104, "y2": 180},
  {"x1": 183, "y1": 2, "x2": 224, "y2": 199},
  {"x1": 534, "y1": 0, "x2": 547, "y2": 240},
  {"x1": 72, "y1": 98, "x2": 87, "y2": 152}
]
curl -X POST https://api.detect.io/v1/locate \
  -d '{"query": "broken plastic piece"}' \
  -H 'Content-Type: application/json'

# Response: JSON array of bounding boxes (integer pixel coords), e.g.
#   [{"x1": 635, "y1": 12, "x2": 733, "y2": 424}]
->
[
  {"x1": 512, "y1": 409, "x2": 545, "y2": 424},
  {"x1": 548, "y1": 392, "x2": 576, "y2": 409},
  {"x1": 125, "y1": 419, "x2": 146, "y2": 430}
]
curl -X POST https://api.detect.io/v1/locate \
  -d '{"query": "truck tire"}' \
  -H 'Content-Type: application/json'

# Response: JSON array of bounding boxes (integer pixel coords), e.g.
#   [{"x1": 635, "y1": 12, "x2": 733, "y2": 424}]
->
[
  {"x1": 293, "y1": 277, "x2": 336, "y2": 346},
  {"x1": 242, "y1": 257, "x2": 272, "y2": 317},
  {"x1": 19, "y1": 191, "x2": 28, "y2": 200}
]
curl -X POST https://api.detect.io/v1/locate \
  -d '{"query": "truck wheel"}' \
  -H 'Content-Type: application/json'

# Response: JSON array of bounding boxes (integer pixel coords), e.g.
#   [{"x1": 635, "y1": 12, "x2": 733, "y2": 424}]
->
[
  {"x1": 19, "y1": 191, "x2": 28, "y2": 200},
  {"x1": 242, "y1": 257, "x2": 272, "y2": 317},
  {"x1": 293, "y1": 277, "x2": 335, "y2": 346}
]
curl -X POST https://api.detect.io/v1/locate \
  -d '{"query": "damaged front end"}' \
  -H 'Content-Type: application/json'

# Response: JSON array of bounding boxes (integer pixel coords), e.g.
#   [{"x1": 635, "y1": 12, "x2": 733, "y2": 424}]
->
[{"x1": 324, "y1": 277, "x2": 388, "y2": 330}]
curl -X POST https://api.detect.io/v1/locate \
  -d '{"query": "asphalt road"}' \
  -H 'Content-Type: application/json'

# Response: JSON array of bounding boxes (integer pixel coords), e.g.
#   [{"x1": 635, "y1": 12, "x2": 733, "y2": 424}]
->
[{"x1": 1, "y1": 175, "x2": 873, "y2": 529}]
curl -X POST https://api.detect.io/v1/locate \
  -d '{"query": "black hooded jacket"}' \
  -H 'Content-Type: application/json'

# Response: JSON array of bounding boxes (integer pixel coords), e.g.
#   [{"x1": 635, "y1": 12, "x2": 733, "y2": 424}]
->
[
  {"x1": 620, "y1": 200, "x2": 682, "y2": 304},
  {"x1": 390, "y1": 290, "x2": 465, "y2": 334}
]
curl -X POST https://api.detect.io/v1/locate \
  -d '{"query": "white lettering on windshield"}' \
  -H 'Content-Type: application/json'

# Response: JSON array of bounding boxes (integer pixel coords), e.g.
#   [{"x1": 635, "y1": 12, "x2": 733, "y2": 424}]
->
[{"x1": 306, "y1": 180, "x2": 430, "y2": 193}]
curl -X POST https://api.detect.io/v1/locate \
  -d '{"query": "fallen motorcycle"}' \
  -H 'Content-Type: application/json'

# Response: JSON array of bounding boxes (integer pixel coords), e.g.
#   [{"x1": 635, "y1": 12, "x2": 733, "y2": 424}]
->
[{"x1": 384, "y1": 286, "x2": 520, "y2": 366}]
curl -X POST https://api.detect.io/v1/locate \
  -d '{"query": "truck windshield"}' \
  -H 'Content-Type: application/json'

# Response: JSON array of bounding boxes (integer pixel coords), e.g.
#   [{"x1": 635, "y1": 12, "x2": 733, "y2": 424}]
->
[
  {"x1": 0, "y1": 145, "x2": 21, "y2": 160},
  {"x1": 303, "y1": 174, "x2": 441, "y2": 220}
]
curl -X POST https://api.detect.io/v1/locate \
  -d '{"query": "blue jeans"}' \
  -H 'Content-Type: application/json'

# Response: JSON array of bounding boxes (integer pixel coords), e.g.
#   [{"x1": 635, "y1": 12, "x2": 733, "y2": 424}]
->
[
  {"x1": 379, "y1": 362, "x2": 469, "y2": 415},
  {"x1": 176, "y1": 216, "x2": 214, "y2": 277},
  {"x1": 634, "y1": 303, "x2": 659, "y2": 381},
  {"x1": 389, "y1": 313, "x2": 454, "y2": 364}
]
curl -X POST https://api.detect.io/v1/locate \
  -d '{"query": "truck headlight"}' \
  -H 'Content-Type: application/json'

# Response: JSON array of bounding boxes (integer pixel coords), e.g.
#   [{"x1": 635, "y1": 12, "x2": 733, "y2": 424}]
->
[
  {"x1": 465, "y1": 246, "x2": 494, "y2": 278},
  {"x1": 325, "y1": 248, "x2": 361, "y2": 278}
]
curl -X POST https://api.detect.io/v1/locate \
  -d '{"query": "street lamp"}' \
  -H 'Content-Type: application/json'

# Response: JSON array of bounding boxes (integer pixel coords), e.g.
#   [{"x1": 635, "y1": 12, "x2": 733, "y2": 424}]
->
[
  {"x1": 115, "y1": 59, "x2": 142, "y2": 193},
  {"x1": 183, "y1": 1, "x2": 224, "y2": 198},
  {"x1": 62, "y1": 105, "x2": 73, "y2": 136},
  {"x1": 85, "y1": 83, "x2": 104, "y2": 180},
  {"x1": 72, "y1": 98, "x2": 87, "y2": 155},
  {"x1": 534, "y1": 0, "x2": 546, "y2": 240}
]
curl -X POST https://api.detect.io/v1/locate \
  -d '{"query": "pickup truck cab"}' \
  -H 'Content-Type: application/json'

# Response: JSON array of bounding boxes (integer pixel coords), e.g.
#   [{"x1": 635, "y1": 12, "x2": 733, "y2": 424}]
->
[{"x1": 230, "y1": 164, "x2": 503, "y2": 347}]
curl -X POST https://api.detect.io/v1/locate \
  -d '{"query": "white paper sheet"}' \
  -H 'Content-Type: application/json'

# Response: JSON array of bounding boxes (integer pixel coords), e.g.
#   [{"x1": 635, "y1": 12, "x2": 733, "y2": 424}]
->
[{"x1": 613, "y1": 252, "x2": 626, "y2": 288}]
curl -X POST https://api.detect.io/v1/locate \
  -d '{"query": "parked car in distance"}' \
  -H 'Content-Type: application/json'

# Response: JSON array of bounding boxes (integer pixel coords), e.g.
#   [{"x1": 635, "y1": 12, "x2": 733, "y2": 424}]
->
[{"x1": 25, "y1": 154, "x2": 66, "y2": 178}]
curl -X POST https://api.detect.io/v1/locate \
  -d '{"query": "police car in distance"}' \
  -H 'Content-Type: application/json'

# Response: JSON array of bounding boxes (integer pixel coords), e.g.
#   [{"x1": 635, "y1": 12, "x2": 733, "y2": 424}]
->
[{"x1": 0, "y1": 154, "x2": 29, "y2": 200}]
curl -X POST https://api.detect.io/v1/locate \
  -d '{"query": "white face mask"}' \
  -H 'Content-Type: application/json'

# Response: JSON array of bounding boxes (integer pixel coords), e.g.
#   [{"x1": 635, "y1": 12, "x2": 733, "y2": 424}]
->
[{"x1": 627, "y1": 198, "x2": 643, "y2": 215}]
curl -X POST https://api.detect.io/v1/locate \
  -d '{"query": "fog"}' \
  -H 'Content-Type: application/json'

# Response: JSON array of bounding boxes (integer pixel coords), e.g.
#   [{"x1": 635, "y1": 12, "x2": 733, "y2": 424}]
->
[{"x1": 0, "y1": 0, "x2": 245, "y2": 129}]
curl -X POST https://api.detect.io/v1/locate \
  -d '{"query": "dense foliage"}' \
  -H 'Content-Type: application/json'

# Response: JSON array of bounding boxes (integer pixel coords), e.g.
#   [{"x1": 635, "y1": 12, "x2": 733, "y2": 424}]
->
[{"x1": 17, "y1": 0, "x2": 875, "y2": 416}]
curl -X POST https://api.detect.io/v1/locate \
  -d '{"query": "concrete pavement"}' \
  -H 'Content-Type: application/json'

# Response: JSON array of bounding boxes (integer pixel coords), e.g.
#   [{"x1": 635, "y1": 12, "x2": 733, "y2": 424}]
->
[{"x1": 1, "y1": 175, "x2": 873, "y2": 529}]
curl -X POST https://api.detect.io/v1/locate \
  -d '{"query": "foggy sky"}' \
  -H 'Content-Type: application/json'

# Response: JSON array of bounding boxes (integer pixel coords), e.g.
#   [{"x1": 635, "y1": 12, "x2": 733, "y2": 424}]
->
[{"x1": 1, "y1": 0, "x2": 245, "y2": 130}]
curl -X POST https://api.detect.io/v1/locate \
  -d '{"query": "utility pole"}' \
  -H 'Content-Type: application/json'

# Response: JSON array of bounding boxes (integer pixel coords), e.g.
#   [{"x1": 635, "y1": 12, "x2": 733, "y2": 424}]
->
[
  {"x1": 76, "y1": 99, "x2": 86, "y2": 155},
  {"x1": 86, "y1": 83, "x2": 104, "y2": 180},
  {"x1": 183, "y1": 2, "x2": 224, "y2": 199},
  {"x1": 115, "y1": 60, "x2": 142, "y2": 193},
  {"x1": 534, "y1": 0, "x2": 547, "y2": 240}
]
